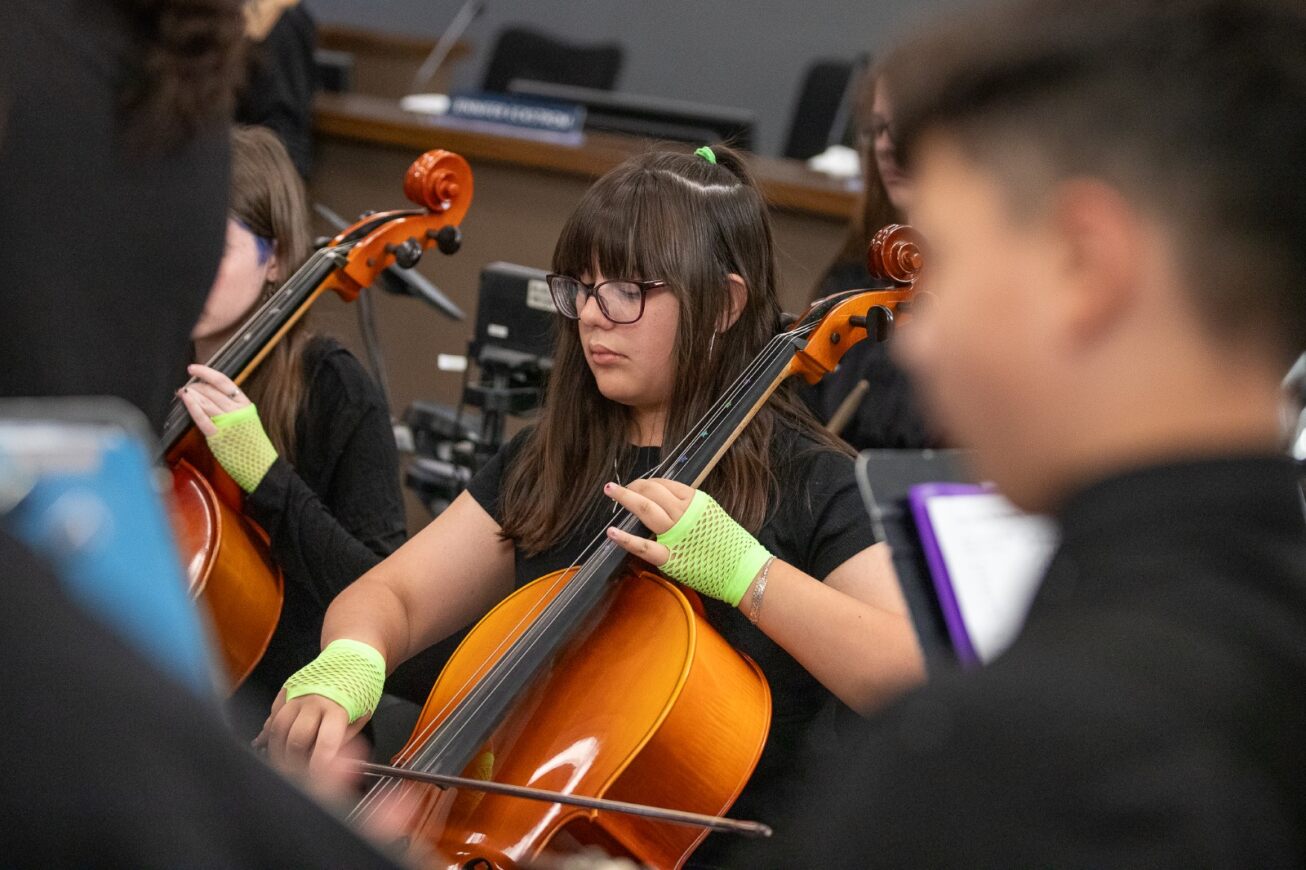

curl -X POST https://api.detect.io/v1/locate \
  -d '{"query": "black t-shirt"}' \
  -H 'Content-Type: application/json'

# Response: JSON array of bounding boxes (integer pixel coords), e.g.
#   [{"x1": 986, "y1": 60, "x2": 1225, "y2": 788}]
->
[
  {"x1": 466, "y1": 420, "x2": 876, "y2": 861},
  {"x1": 740, "y1": 455, "x2": 1306, "y2": 868},
  {"x1": 231, "y1": 336, "x2": 407, "y2": 732},
  {"x1": 236, "y1": 6, "x2": 317, "y2": 178}
]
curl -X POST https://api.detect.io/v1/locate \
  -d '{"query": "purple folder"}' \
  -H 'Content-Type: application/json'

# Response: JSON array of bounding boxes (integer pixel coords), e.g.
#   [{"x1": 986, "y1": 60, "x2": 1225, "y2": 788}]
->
[{"x1": 907, "y1": 482, "x2": 994, "y2": 666}]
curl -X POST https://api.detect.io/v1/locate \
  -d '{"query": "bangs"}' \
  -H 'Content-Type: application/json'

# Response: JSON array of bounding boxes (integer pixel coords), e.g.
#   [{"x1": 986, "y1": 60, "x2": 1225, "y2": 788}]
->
[{"x1": 552, "y1": 157, "x2": 742, "y2": 288}]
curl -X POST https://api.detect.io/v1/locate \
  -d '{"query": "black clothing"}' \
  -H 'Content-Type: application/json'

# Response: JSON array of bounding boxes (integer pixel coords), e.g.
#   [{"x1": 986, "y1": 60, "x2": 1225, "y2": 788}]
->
[
  {"x1": 0, "y1": 529, "x2": 405, "y2": 868},
  {"x1": 466, "y1": 422, "x2": 876, "y2": 863},
  {"x1": 0, "y1": 0, "x2": 229, "y2": 433},
  {"x1": 749, "y1": 456, "x2": 1306, "y2": 868},
  {"x1": 237, "y1": 6, "x2": 317, "y2": 178},
  {"x1": 0, "y1": 4, "x2": 400, "y2": 863},
  {"x1": 233, "y1": 337, "x2": 406, "y2": 732},
  {"x1": 801, "y1": 260, "x2": 935, "y2": 450}
]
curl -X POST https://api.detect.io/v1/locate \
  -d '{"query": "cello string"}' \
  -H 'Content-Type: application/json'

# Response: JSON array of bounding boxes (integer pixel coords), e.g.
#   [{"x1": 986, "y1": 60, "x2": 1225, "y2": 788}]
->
[
  {"x1": 352, "y1": 324, "x2": 819, "y2": 822},
  {"x1": 353, "y1": 323, "x2": 819, "y2": 821},
  {"x1": 560, "y1": 318, "x2": 821, "y2": 567},
  {"x1": 206, "y1": 245, "x2": 347, "y2": 371},
  {"x1": 161, "y1": 246, "x2": 350, "y2": 440},
  {"x1": 165, "y1": 246, "x2": 352, "y2": 446},
  {"x1": 527, "y1": 327, "x2": 807, "y2": 574}
]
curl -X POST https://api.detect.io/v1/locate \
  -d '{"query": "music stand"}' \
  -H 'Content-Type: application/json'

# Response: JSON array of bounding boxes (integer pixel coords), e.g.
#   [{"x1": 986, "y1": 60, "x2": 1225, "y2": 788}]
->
[{"x1": 855, "y1": 449, "x2": 974, "y2": 670}]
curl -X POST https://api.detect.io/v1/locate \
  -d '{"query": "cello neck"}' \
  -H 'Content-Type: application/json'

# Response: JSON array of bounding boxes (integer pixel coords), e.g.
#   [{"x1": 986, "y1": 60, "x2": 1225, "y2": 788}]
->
[
  {"x1": 159, "y1": 245, "x2": 348, "y2": 453},
  {"x1": 655, "y1": 328, "x2": 808, "y2": 489},
  {"x1": 203, "y1": 247, "x2": 345, "y2": 383}
]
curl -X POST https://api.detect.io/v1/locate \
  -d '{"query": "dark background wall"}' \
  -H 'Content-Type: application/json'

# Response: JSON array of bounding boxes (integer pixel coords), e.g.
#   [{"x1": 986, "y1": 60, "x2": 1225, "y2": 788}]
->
[{"x1": 306, "y1": 0, "x2": 964, "y2": 156}]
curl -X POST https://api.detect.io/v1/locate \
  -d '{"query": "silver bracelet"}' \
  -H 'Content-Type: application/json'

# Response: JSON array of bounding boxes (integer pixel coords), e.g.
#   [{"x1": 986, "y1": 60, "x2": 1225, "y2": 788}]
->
[{"x1": 747, "y1": 556, "x2": 775, "y2": 625}]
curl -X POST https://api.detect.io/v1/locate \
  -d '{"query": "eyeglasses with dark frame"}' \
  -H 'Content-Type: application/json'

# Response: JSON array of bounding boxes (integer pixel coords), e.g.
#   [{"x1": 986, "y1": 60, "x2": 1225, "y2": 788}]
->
[
  {"x1": 859, "y1": 113, "x2": 898, "y2": 147},
  {"x1": 545, "y1": 274, "x2": 669, "y2": 325}
]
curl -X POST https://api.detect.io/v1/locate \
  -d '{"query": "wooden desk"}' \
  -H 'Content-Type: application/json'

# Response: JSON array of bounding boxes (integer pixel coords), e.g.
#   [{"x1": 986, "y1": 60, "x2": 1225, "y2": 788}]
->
[
  {"x1": 307, "y1": 93, "x2": 855, "y2": 530},
  {"x1": 314, "y1": 92, "x2": 860, "y2": 220}
]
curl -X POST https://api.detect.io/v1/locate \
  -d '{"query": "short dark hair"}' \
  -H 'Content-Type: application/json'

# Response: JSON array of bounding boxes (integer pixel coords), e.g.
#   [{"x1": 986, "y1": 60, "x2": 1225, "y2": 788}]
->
[
  {"x1": 886, "y1": 0, "x2": 1306, "y2": 364},
  {"x1": 114, "y1": 0, "x2": 246, "y2": 151}
]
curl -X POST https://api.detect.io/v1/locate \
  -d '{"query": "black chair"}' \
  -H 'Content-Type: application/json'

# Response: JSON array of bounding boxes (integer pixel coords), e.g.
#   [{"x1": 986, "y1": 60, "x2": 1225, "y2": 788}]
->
[
  {"x1": 783, "y1": 58, "x2": 861, "y2": 161},
  {"x1": 481, "y1": 26, "x2": 623, "y2": 95}
]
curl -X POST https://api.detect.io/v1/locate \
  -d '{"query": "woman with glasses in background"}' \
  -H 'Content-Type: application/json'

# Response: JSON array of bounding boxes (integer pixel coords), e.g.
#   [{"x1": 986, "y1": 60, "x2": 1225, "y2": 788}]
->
[{"x1": 803, "y1": 69, "x2": 939, "y2": 450}]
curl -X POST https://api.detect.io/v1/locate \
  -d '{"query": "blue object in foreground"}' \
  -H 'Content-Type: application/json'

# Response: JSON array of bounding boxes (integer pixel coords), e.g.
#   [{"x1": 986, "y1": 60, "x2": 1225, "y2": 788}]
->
[{"x1": 0, "y1": 400, "x2": 216, "y2": 695}]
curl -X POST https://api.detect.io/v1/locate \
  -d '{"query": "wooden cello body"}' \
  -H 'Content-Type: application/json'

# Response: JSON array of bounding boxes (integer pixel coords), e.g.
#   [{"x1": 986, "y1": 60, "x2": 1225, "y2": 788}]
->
[
  {"x1": 159, "y1": 149, "x2": 475, "y2": 688},
  {"x1": 355, "y1": 224, "x2": 926, "y2": 868},
  {"x1": 169, "y1": 438, "x2": 283, "y2": 685},
  {"x1": 400, "y1": 569, "x2": 769, "y2": 868}
]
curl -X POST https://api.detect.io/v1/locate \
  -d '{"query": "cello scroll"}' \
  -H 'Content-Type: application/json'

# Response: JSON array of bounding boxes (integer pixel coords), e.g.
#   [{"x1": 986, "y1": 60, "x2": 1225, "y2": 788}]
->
[
  {"x1": 320, "y1": 150, "x2": 473, "y2": 302},
  {"x1": 786, "y1": 223, "x2": 926, "y2": 384}
]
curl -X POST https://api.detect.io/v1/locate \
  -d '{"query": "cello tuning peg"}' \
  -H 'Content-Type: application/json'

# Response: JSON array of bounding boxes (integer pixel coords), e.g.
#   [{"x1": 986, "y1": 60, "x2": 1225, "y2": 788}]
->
[
  {"x1": 869, "y1": 305, "x2": 895, "y2": 341},
  {"x1": 847, "y1": 306, "x2": 895, "y2": 341},
  {"x1": 387, "y1": 238, "x2": 424, "y2": 270},
  {"x1": 431, "y1": 225, "x2": 463, "y2": 256}
]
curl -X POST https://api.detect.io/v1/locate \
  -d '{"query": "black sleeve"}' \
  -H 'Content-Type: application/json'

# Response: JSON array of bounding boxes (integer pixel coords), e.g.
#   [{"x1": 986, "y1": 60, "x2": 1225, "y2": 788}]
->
[
  {"x1": 0, "y1": 1, "x2": 228, "y2": 432},
  {"x1": 0, "y1": 531, "x2": 405, "y2": 868},
  {"x1": 465, "y1": 427, "x2": 533, "y2": 525},
  {"x1": 774, "y1": 440, "x2": 878, "y2": 581},
  {"x1": 245, "y1": 348, "x2": 407, "y2": 611}
]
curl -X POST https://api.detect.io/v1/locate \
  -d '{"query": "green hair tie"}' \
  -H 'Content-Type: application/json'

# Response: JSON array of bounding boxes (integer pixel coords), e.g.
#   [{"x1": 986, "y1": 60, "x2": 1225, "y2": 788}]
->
[{"x1": 694, "y1": 146, "x2": 717, "y2": 164}]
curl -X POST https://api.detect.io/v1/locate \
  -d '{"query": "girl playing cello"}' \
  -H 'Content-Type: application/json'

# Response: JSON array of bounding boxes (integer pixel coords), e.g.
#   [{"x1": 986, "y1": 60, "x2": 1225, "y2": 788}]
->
[
  {"x1": 178, "y1": 126, "x2": 406, "y2": 734},
  {"x1": 260, "y1": 145, "x2": 925, "y2": 861}
]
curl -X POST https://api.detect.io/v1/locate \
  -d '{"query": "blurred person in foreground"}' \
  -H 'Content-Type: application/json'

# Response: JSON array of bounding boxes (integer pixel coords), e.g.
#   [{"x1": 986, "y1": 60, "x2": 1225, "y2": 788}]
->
[
  {"x1": 0, "y1": 1, "x2": 408, "y2": 864},
  {"x1": 738, "y1": 0, "x2": 1306, "y2": 866}
]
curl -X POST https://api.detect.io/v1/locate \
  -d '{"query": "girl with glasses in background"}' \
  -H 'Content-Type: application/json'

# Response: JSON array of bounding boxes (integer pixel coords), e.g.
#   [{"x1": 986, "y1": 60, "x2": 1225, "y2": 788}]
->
[{"x1": 802, "y1": 69, "x2": 939, "y2": 451}]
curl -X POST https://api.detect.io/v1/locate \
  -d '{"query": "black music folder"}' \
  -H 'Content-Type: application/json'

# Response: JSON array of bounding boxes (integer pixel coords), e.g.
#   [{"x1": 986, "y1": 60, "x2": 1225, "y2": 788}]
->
[{"x1": 855, "y1": 449, "x2": 1057, "y2": 671}]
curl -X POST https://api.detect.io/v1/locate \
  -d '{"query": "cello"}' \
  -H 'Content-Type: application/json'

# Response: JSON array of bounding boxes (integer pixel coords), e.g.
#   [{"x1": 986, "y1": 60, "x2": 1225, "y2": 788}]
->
[
  {"x1": 162, "y1": 150, "x2": 474, "y2": 688},
  {"x1": 350, "y1": 225, "x2": 926, "y2": 868}
]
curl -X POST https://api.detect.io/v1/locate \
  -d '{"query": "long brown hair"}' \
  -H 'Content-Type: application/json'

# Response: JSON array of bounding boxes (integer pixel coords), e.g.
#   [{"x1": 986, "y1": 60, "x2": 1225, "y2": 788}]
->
[
  {"x1": 227, "y1": 125, "x2": 313, "y2": 462},
  {"x1": 817, "y1": 69, "x2": 905, "y2": 299},
  {"x1": 500, "y1": 146, "x2": 851, "y2": 555}
]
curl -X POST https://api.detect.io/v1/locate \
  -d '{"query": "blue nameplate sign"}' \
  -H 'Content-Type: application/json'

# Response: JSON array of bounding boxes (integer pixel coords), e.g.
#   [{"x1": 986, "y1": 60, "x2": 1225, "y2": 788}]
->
[{"x1": 447, "y1": 90, "x2": 586, "y2": 136}]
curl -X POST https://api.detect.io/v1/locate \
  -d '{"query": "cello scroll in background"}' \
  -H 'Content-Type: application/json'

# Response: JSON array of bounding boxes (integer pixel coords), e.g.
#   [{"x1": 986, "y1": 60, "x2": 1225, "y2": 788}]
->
[
  {"x1": 167, "y1": 150, "x2": 474, "y2": 689},
  {"x1": 787, "y1": 223, "x2": 926, "y2": 385}
]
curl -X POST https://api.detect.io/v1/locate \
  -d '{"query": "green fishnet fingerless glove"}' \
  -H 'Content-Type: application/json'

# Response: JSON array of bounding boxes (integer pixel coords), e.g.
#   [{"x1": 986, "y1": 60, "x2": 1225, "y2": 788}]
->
[
  {"x1": 206, "y1": 403, "x2": 278, "y2": 493},
  {"x1": 657, "y1": 491, "x2": 772, "y2": 606},
  {"x1": 283, "y1": 639, "x2": 386, "y2": 724}
]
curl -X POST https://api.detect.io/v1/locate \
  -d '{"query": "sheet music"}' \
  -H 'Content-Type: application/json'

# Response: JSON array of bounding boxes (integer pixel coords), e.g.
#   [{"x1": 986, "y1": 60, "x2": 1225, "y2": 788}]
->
[{"x1": 922, "y1": 491, "x2": 1058, "y2": 662}]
